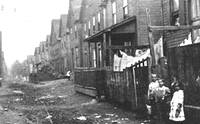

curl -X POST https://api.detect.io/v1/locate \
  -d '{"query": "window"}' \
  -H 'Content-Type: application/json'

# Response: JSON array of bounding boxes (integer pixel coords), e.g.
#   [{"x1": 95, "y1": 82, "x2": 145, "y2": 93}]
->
[
  {"x1": 93, "y1": 16, "x2": 95, "y2": 33},
  {"x1": 171, "y1": 0, "x2": 179, "y2": 26},
  {"x1": 112, "y1": 1, "x2": 117, "y2": 24},
  {"x1": 88, "y1": 21, "x2": 91, "y2": 36},
  {"x1": 103, "y1": 8, "x2": 106, "y2": 28},
  {"x1": 74, "y1": 25, "x2": 77, "y2": 38},
  {"x1": 93, "y1": 49, "x2": 96, "y2": 67},
  {"x1": 84, "y1": 23, "x2": 86, "y2": 31},
  {"x1": 191, "y1": 0, "x2": 200, "y2": 43},
  {"x1": 124, "y1": 41, "x2": 132, "y2": 55},
  {"x1": 123, "y1": 0, "x2": 128, "y2": 19},
  {"x1": 69, "y1": 28, "x2": 72, "y2": 34},
  {"x1": 97, "y1": 12, "x2": 101, "y2": 31},
  {"x1": 192, "y1": 0, "x2": 200, "y2": 19}
]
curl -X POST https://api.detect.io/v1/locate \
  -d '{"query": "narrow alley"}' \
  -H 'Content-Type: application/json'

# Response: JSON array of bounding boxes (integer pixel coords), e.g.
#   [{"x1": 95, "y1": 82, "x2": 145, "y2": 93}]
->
[{"x1": 0, "y1": 79, "x2": 144, "y2": 124}]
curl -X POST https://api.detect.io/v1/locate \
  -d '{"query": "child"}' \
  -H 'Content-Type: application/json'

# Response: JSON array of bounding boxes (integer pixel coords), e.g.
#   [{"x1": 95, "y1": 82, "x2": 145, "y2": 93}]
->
[{"x1": 169, "y1": 82, "x2": 185, "y2": 124}]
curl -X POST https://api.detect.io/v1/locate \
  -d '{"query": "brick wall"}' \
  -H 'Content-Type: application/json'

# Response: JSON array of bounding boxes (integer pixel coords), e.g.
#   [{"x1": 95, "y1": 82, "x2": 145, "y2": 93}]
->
[{"x1": 137, "y1": 0, "x2": 163, "y2": 46}]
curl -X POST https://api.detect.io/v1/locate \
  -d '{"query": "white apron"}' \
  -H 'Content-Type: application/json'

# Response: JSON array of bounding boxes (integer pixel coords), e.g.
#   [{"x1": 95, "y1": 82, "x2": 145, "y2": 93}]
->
[{"x1": 169, "y1": 90, "x2": 185, "y2": 121}]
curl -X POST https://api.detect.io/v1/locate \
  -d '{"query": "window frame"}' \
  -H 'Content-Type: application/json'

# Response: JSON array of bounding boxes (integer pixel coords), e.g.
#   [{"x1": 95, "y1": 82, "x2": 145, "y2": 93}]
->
[
  {"x1": 103, "y1": 8, "x2": 106, "y2": 28},
  {"x1": 88, "y1": 21, "x2": 91, "y2": 36},
  {"x1": 191, "y1": 0, "x2": 200, "y2": 43},
  {"x1": 92, "y1": 16, "x2": 96, "y2": 33},
  {"x1": 123, "y1": 0, "x2": 128, "y2": 19},
  {"x1": 112, "y1": 1, "x2": 117, "y2": 24},
  {"x1": 97, "y1": 12, "x2": 101, "y2": 31},
  {"x1": 170, "y1": 0, "x2": 180, "y2": 26},
  {"x1": 191, "y1": 0, "x2": 200, "y2": 21},
  {"x1": 74, "y1": 25, "x2": 77, "y2": 39}
]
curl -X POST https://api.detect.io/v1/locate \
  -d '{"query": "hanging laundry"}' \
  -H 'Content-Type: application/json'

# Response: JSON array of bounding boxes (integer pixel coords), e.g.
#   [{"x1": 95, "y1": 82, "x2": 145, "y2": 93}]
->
[
  {"x1": 154, "y1": 36, "x2": 164, "y2": 65},
  {"x1": 113, "y1": 54, "x2": 122, "y2": 71},
  {"x1": 179, "y1": 33, "x2": 192, "y2": 46},
  {"x1": 194, "y1": 36, "x2": 200, "y2": 44},
  {"x1": 113, "y1": 49, "x2": 150, "y2": 71}
]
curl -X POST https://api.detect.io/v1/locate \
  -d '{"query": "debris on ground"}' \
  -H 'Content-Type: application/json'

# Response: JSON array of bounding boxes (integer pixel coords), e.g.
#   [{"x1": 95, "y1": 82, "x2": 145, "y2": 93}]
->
[
  {"x1": 106, "y1": 113, "x2": 115, "y2": 116},
  {"x1": 13, "y1": 90, "x2": 24, "y2": 94},
  {"x1": 45, "y1": 114, "x2": 52, "y2": 119},
  {"x1": 81, "y1": 99, "x2": 97, "y2": 106},
  {"x1": 1, "y1": 79, "x2": 142, "y2": 124},
  {"x1": 76, "y1": 116, "x2": 87, "y2": 121},
  {"x1": 37, "y1": 94, "x2": 54, "y2": 100}
]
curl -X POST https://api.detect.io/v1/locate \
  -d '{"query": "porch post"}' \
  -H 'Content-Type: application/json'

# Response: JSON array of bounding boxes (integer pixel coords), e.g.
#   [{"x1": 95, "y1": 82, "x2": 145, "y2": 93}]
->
[
  {"x1": 108, "y1": 31, "x2": 112, "y2": 67},
  {"x1": 88, "y1": 41, "x2": 91, "y2": 67},
  {"x1": 95, "y1": 41, "x2": 98, "y2": 68},
  {"x1": 103, "y1": 33, "x2": 106, "y2": 67}
]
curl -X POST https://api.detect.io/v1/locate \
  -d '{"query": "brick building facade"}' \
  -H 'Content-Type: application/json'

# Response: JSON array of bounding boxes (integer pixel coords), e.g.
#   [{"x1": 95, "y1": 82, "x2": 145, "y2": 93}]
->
[{"x1": 68, "y1": 0, "x2": 163, "y2": 68}]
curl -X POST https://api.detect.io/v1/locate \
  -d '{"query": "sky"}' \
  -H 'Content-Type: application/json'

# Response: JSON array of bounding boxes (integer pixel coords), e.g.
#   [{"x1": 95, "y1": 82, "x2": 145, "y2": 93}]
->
[{"x1": 0, "y1": 0, "x2": 69, "y2": 68}]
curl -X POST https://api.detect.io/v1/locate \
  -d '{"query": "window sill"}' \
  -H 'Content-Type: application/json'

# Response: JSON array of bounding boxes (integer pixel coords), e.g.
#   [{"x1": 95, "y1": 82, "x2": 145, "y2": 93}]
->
[{"x1": 191, "y1": 17, "x2": 200, "y2": 22}]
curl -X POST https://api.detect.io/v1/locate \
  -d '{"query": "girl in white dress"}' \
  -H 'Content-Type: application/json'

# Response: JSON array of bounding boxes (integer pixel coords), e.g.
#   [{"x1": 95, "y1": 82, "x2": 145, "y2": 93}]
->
[{"x1": 169, "y1": 82, "x2": 185, "y2": 124}]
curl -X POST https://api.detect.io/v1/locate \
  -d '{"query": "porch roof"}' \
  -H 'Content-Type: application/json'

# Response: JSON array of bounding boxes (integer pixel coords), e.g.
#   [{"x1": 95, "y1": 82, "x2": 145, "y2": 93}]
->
[{"x1": 84, "y1": 16, "x2": 136, "y2": 42}]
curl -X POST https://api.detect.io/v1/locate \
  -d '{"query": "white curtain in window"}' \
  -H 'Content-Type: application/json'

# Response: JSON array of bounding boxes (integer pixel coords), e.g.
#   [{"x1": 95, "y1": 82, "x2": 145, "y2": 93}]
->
[
  {"x1": 173, "y1": 0, "x2": 179, "y2": 11},
  {"x1": 98, "y1": 12, "x2": 100, "y2": 22},
  {"x1": 112, "y1": 2, "x2": 116, "y2": 13},
  {"x1": 88, "y1": 21, "x2": 91, "y2": 29},
  {"x1": 93, "y1": 49, "x2": 96, "y2": 67},
  {"x1": 103, "y1": 8, "x2": 106, "y2": 28},
  {"x1": 192, "y1": 0, "x2": 200, "y2": 18},
  {"x1": 123, "y1": 0, "x2": 128, "y2": 7},
  {"x1": 93, "y1": 16, "x2": 95, "y2": 26}
]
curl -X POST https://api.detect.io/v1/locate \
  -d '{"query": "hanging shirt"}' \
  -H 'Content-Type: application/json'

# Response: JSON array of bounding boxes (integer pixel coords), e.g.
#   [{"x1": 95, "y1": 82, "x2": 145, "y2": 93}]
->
[
  {"x1": 148, "y1": 81, "x2": 159, "y2": 100},
  {"x1": 154, "y1": 85, "x2": 170, "y2": 102}
]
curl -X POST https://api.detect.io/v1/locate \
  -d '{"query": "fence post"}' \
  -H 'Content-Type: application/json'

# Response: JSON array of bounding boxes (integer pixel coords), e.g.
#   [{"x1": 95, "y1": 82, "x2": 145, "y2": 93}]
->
[
  {"x1": 132, "y1": 67, "x2": 138, "y2": 108},
  {"x1": 147, "y1": 57, "x2": 152, "y2": 83}
]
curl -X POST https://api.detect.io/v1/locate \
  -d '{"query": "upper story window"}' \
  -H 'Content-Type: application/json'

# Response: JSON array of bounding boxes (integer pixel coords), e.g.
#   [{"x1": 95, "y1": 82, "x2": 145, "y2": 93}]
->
[
  {"x1": 93, "y1": 16, "x2": 96, "y2": 33},
  {"x1": 191, "y1": 0, "x2": 200, "y2": 43},
  {"x1": 123, "y1": 0, "x2": 128, "y2": 19},
  {"x1": 171, "y1": 0, "x2": 180, "y2": 26},
  {"x1": 112, "y1": 1, "x2": 117, "y2": 24},
  {"x1": 74, "y1": 25, "x2": 77, "y2": 38},
  {"x1": 192, "y1": 0, "x2": 200, "y2": 19},
  {"x1": 70, "y1": 28, "x2": 72, "y2": 34},
  {"x1": 84, "y1": 23, "x2": 87, "y2": 31},
  {"x1": 88, "y1": 21, "x2": 91, "y2": 36},
  {"x1": 103, "y1": 8, "x2": 106, "y2": 28},
  {"x1": 97, "y1": 12, "x2": 101, "y2": 31}
]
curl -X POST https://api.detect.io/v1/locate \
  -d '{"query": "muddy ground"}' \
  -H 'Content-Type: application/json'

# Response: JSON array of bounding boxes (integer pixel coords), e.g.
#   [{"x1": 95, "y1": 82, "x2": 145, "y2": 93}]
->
[{"x1": 0, "y1": 79, "x2": 146, "y2": 124}]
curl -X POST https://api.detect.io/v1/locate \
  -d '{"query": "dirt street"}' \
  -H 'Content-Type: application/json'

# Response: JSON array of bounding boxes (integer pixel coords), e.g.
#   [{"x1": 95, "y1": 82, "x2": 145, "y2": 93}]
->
[{"x1": 0, "y1": 79, "x2": 146, "y2": 124}]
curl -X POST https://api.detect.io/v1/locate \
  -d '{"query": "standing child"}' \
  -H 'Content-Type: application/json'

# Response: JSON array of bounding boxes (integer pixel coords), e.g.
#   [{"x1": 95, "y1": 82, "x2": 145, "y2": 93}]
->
[{"x1": 169, "y1": 82, "x2": 185, "y2": 124}]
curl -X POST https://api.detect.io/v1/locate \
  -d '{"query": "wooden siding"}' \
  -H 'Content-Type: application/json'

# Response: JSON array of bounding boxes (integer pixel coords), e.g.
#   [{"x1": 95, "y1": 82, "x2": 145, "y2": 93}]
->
[
  {"x1": 162, "y1": 0, "x2": 190, "y2": 48},
  {"x1": 168, "y1": 43, "x2": 200, "y2": 123}
]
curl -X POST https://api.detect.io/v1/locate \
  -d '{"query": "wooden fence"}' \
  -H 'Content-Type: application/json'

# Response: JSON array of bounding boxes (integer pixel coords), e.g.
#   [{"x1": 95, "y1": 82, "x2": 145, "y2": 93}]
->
[
  {"x1": 106, "y1": 58, "x2": 150, "y2": 110},
  {"x1": 168, "y1": 43, "x2": 200, "y2": 123},
  {"x1": 74, "y1": 58, "x2": 151, "y2": 110},
  {"x1": 74, "y1": 68, "x2": 106, "y2": 97}
]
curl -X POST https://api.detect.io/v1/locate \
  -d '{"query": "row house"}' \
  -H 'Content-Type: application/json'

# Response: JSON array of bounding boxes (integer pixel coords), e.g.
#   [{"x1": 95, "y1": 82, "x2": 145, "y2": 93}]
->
[
  {"x1": 67, "y1": 0, "x2": 84, "y2": 68},
  {"x1": 68, "y1": 0, "x2": 163, "y2": 69},
  {"x1": 59, "y1": 14, "x2": 71, "y2": 72},
  {"x1": 50, "y1": 19, "x2": 67, "y2": 74},
  {"x1": 45, "y1": 35, "x2": 51, "y2": 62},
  {"x1": 50, "y1": 19, "x2": 61, "y2": 73},
  {"x1": 69, "y1": 0, "x2": 164, "y2": 105},
  {"x1": 49, "y1": 15, "x2": 71, "y2": 74},
  {"x1": 33, "y1": 38, "x2": 51, "y2": 72},
  {"x1": 26, "y1": 55, "x2": 35, "y2": 74}
]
